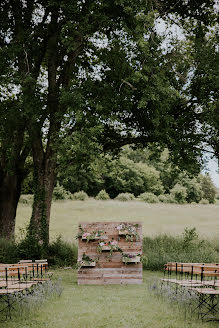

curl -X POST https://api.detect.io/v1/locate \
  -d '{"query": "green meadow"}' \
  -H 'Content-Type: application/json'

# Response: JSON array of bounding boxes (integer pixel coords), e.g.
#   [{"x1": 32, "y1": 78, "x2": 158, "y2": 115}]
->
[{"x1": 16, "y1": 199, "x2": 219, "y2": 241}]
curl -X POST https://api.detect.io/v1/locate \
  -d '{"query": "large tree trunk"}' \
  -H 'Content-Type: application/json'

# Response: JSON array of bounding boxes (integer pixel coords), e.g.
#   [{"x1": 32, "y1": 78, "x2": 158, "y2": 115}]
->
[
  {"x1": 0, "y1": 134, "x2": 29, "y2": 240},
  {"x1": 0, "y1": 173, "x2": 22, "y2": 239},
  {"x1": 29, "y1": 167, "x2": 56, "y2": 248},
  {"x1": 28, "y1": 129, "x2": 58, "y2": 249},
  {"x1": 28, "y1": 8, "x2": 60, "y2": 249}
]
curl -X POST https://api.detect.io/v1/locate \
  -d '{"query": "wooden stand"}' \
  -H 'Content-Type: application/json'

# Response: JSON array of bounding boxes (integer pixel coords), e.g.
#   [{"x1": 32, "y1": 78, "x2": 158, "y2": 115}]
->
[{"x1": 77, "y1": 222, "x2": 143, "y2": 285}]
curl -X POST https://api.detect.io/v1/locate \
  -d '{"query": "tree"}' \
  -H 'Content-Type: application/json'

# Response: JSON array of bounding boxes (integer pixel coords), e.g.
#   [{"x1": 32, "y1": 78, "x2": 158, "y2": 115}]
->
[
  {"x1": 199, "y1": 174, "x2": 216, "y2": 203},
  {"x1": 0, "y1": 96, "x2": 30, "y2": 238},
  {"x1": 0, "y1": 0, "x2": 216, "y2": 245},
  {"x1": 104, "y1": 156, "x2": 164, "y2": 198},
  {"x1": 170, "y1": 184, "x2": 187, "y2": 204},
  {"x1": 182, "y1": 9, "x2": 219, "y2": 161}
]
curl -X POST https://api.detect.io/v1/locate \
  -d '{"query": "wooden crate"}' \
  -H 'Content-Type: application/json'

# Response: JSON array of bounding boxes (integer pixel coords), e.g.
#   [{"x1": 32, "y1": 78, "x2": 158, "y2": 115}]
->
[
  {"x1": 122, "y1": 256, "x2": 141, "y2": 263},
  {"x1": 77, "y1": 222, "x2": 142, "y2": 285}
]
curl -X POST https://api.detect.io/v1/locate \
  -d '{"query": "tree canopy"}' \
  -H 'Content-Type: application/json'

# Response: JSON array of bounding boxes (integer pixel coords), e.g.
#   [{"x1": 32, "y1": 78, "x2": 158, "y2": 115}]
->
[{"x1": 0, "y1": 0, "x2": 218, "y2": 244}]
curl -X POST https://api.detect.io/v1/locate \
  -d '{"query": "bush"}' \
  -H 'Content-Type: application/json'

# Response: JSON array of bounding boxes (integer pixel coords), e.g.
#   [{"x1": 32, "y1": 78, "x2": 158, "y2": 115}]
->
[
  {"x1": 138, "y1": 192, "x2": 159, "y2": 203},
  {"x1": 199, "y1": 198, "x2": 209, "y2": 205},
  {"x1": 48, "y1": 236, "x2": 77, "y2": 266},
  {"x1": 0, "y1": 234, "x2": 78, "y2": 267},
  {"x1": 73, "y1": 190, "x2": 89, "y2": 201},
  {"x1": 183, "y1": 178, "x2": 203, "y2": 203},
  {"x1": 96, "y1": 190, "x2": 110, "y2": 200},
  {"x1": 200, "y1": 174, "x2": 216, "y2": 203},
  {"x1": 158, "y1": 194, "x2": 176, "y2": 203},
  {"x1": 142, "y1": 228, "x2": 219, "y2": 270},
  {"x1": 115, "y1": 193, "x2": 135, "y2": 201},
  {"x1": 53, "y1": 183, "x2": 72, "y2": 200},
  {"x1": 170, "y1": 183, "x2": 187, "y2": 204},
  {"x1": 0, "y1": 238, "x2": 19, "y2": 263}
]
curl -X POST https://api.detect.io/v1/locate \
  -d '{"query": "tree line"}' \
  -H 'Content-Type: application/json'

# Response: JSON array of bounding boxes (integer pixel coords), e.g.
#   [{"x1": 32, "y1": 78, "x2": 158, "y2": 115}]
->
[
  {"x1": 49, "y1": 146, "x2": 216, "y2": 204},
  {"x1": 0, "y1": 0, "x2": 218, "y2": 250}
]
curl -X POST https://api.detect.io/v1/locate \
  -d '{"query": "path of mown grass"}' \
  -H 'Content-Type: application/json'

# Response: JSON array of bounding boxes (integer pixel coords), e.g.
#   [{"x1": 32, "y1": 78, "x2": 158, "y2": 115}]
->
[
  {"x1": 16, "y1": 200, "x2": 219, "y2": 242},
  {"x1": 3, "y1": 270, "x2": 219, "y2": 328}
]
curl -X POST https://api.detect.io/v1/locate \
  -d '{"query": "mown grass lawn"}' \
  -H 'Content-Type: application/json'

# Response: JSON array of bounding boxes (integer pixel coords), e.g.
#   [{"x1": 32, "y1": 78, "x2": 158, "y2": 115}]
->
[
  {"x1": 3, "y1": 269, "x2": 219, "y2": 328},
  {"x1": 16, "y1": 199, "x2": 219, "y2": 241}
]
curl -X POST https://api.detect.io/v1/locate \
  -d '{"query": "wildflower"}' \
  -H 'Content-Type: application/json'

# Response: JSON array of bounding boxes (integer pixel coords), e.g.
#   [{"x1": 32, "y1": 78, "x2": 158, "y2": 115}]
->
[
  {"x1": 110, "y1": 240, "x2": 118, "y2": 246},
  {"x1": 82, "y1": 232, "x2": 91, "y2": 238}
]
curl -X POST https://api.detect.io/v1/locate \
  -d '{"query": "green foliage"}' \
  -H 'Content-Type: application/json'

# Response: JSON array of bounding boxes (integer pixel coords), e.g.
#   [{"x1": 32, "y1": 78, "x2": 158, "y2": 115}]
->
[
  {"x1": 48, "y1": 236, "x2": 77, "y2": 266},
  {"x1": 181, "y1": 178, "x2": 203, "y2": 203},
  {"x1": 57, "y1": 145, "x2": 214, "y2": 204},
  {"x1": 95, "y1": 190, "x2": 110, "y2": 200},
  {"x1": 105, "y1": 156, "x2": 164, "y2": 198},
  {"x1": 0, "y1": 238, "x2": 19, "y2": 263},
  {"x1": 0, "y1": 234, "x2": 77, "y2": 267},
  {"x1": 17, "y1": 228, "x2": 44, "y2": 260},
  {"x1": 199, "y1": 174, "x2": 216, "y2": 203},
  {"x1": 143, "y1": 228, "x2": 219, "y2": 271},
  {"x1": 170, "y1": 184, "x2": 187, "y2": 204},
  {"x1": 158, "y1": 194, "x2": 175, "y2": 203},
  {"x1": 199, "y1": 198, "x2": 210, "y2": 205},
  {"x1": 115, "y1": 193, "x2": 135, "y2": 201},
  {"x1": 53, "y1": 183, "x2": 72, "y2": 201},
  {"x1": 138, "y1": 192, "x2": 159, "y2": 203},
  {"x1": 72, "y1": 191, "x2": 89, "y2": 201}
]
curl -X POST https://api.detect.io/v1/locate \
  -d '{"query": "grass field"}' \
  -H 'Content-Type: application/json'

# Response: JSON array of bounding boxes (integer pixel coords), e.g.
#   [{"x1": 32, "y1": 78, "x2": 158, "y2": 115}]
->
[
  {"x1": 5, "y1": 200, "x2": 219, "y2": 327},
  {"x1": 16, "y1": 199, "x2": 219, "y2": 242},
  {"x1": 3, "y1": 269, "x2": 219, "y2": 328}
]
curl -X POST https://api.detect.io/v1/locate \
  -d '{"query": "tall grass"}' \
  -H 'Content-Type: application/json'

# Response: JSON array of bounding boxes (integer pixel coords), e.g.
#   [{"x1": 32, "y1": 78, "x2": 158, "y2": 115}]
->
[
  {"x1": 142, "y1": 228, "x2": 219, "y2": 270},
  {"x1": 1, "y1": 228, "x2": 219, "y2": 271},
  {"x1": 0, "y1": 235, "x2": 77, "y2": 266}
]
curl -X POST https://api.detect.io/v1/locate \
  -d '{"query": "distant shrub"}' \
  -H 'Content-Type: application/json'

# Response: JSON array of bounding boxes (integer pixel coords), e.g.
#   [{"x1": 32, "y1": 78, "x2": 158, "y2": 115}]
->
[
  {"x1": 199, "y1": 198, "x2": 209, "y2": 205},
  {"x1": 138, "y1": 192, "x2": 159, "y2": 203},
  {"x1": 143, "y1": 228, "x2": 219, "y2": 271},
  {"x1": 158, "y1": 194, "x2": 169, "y2": 203},
  {"x1": 158, "y1": 194, "x2": 176, "y2": 203},
  {"x1": 115, "y1": 193, "x2": 135, "y2": 201},
  {"x1": 170, "y1": 183, "x2": 187, "y2": 204},
  {"x1": 53, "y1": 183, "x2": 72, "y2": 200},
  {"x1": 96, "y1": 190, "x2": 110, "y2": 200},
  {"x1": 73, "y1": 190, "x2": 89, "y2": 201},
  {"x1": 19, "y1": 194, "x2": 34, "y2": 205}
]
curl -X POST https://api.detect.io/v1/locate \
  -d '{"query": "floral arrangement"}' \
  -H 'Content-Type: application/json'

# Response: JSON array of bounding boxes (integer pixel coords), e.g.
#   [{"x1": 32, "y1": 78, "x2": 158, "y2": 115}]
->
[
  {"x1": 77, "y1": 253, "x2": 96, "y2": 270},
  {"x1": 116, "y1": 223, "x2": 140, "y2": 241},
  {"x1": 122, "y1": 253, "x2": 142, "y2": 264},
  {"x1": 97, "y1": 239, "x2": 122, "y2": 257},
  {"x1": 76, "y1": 225, "x2": 104, "y2": 242}
]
